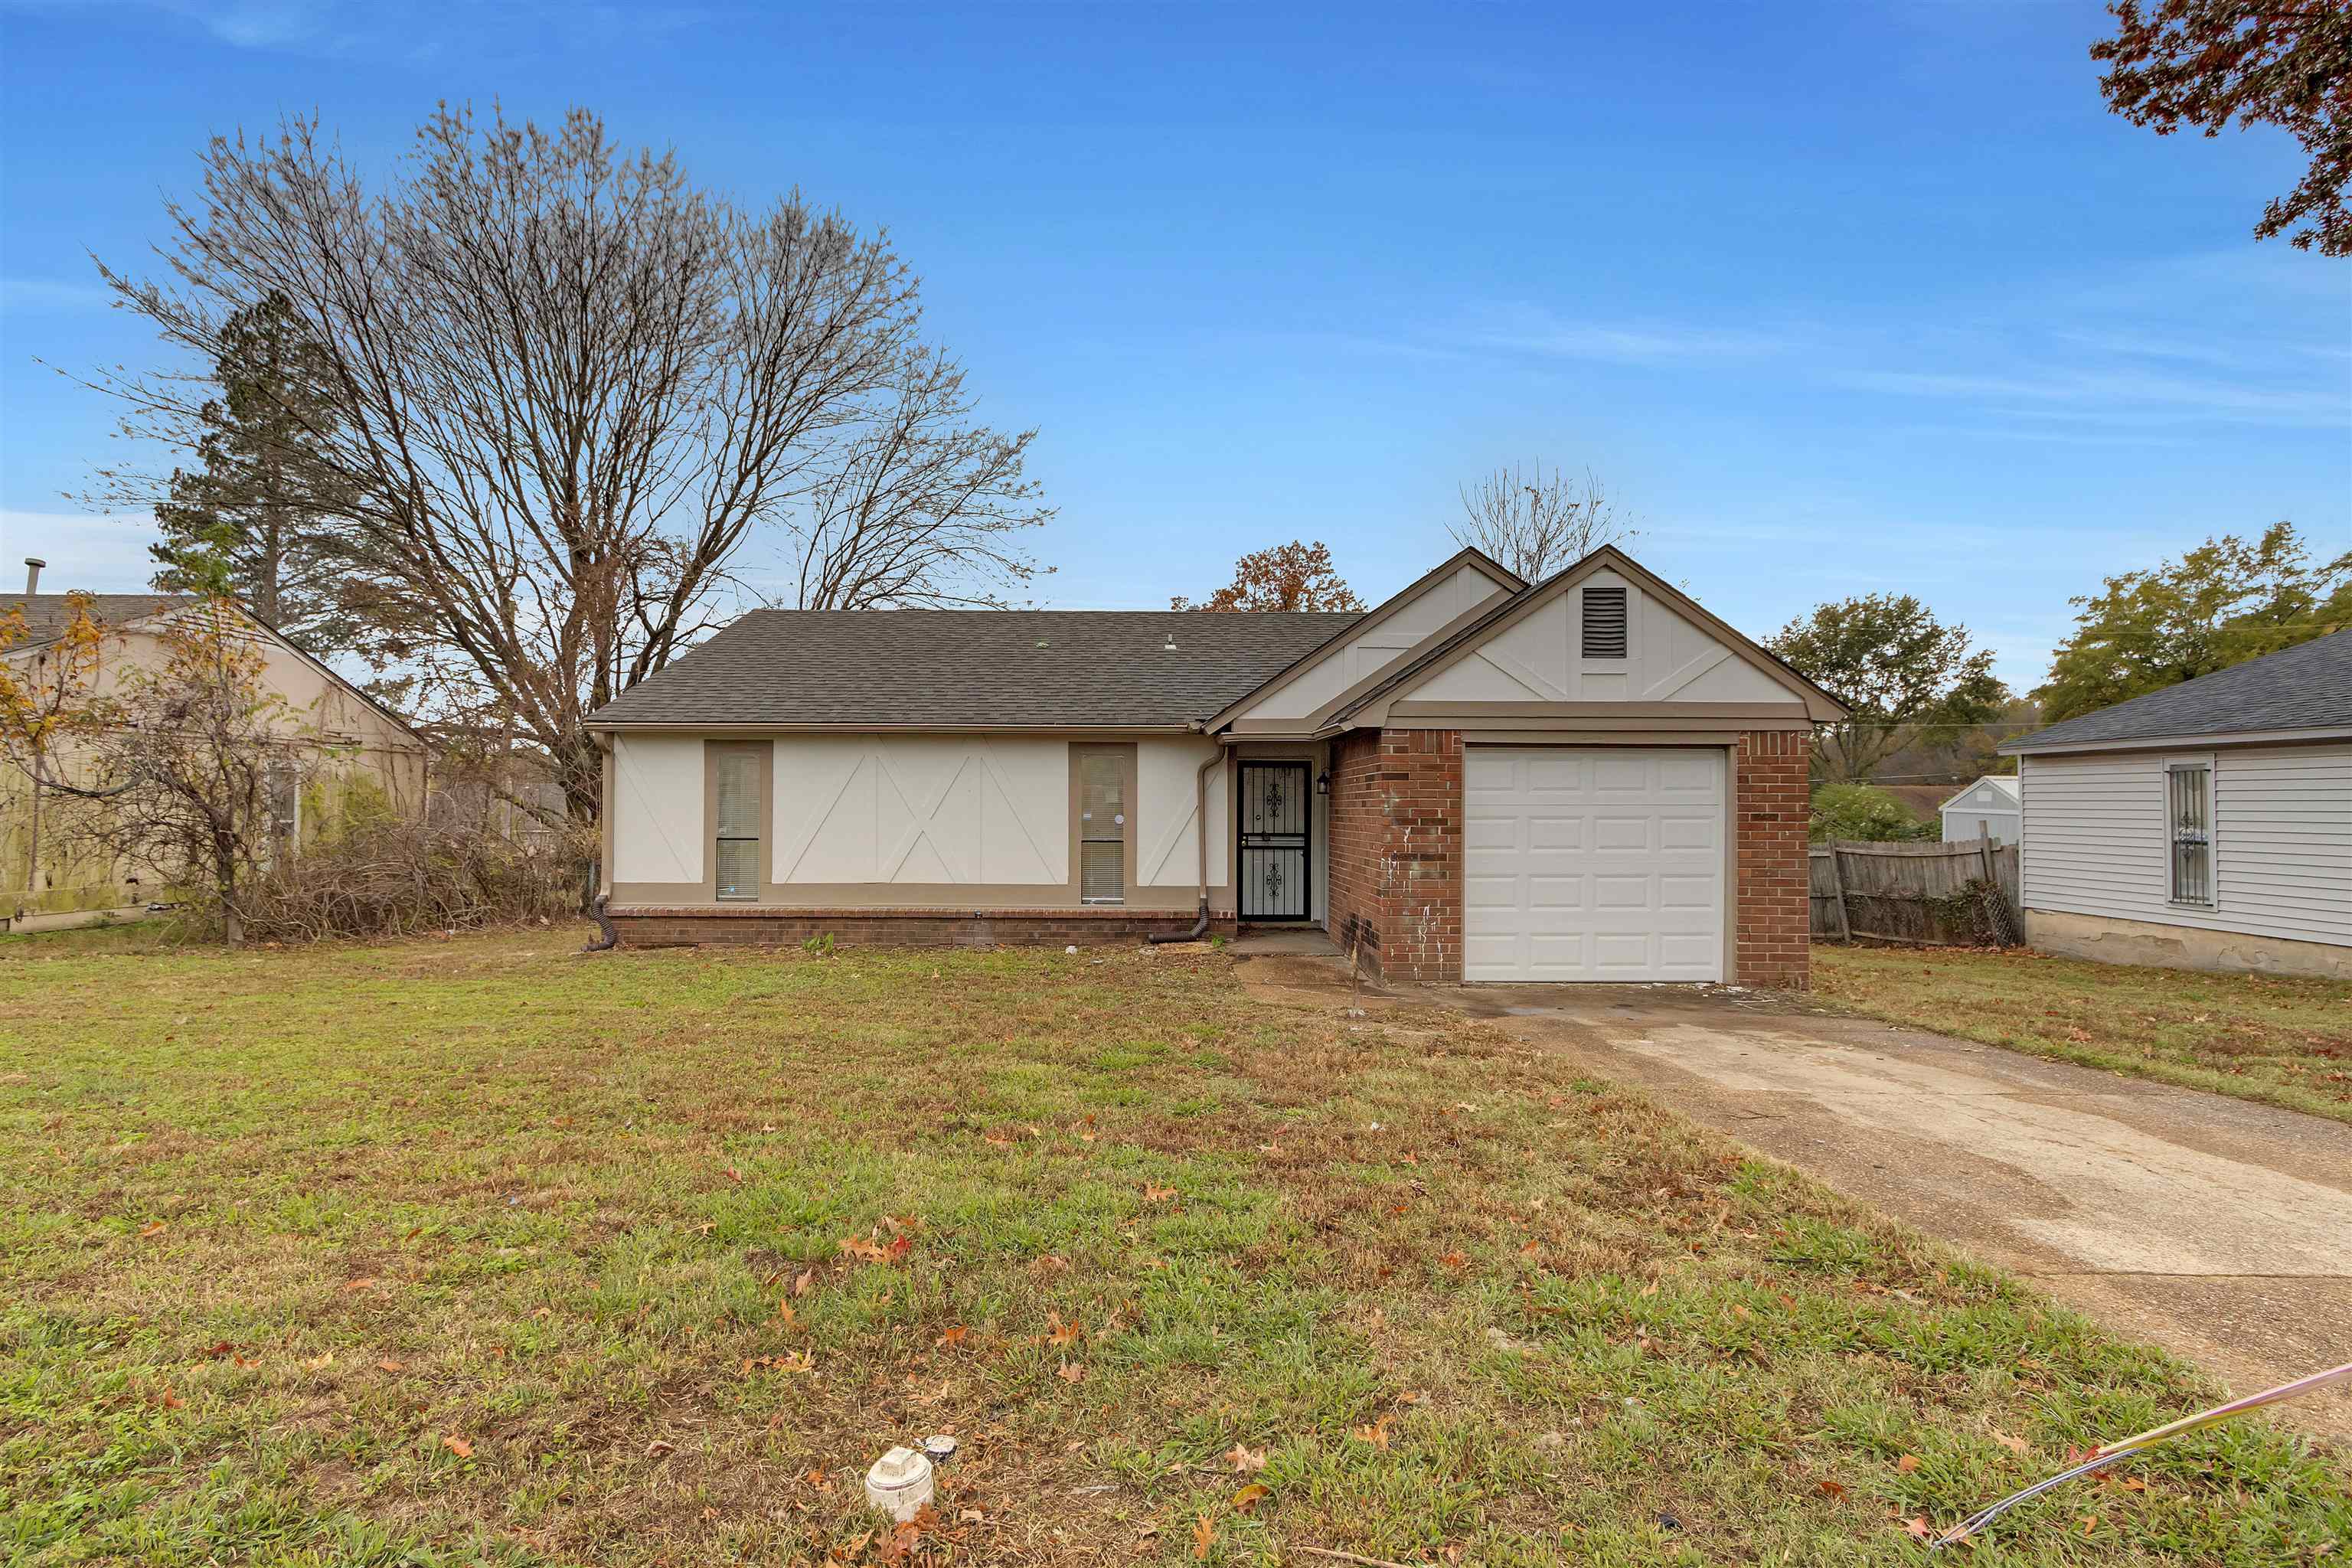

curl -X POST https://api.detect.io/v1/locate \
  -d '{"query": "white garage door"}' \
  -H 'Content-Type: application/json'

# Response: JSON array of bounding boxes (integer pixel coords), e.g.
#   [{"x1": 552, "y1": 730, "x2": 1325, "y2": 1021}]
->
[{"x1": 1464, "y1": 746, "x2": 1724, "y2": 982}]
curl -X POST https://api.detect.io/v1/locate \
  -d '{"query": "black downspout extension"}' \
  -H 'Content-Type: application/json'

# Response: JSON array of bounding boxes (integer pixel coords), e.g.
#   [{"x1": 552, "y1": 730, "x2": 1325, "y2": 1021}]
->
[
  {"x1": 581, "y1": 891, "x2": 619, "y2": 952},
  {"x1": 1146, "y1": 897, "x2": 1210, "y2": 945}
]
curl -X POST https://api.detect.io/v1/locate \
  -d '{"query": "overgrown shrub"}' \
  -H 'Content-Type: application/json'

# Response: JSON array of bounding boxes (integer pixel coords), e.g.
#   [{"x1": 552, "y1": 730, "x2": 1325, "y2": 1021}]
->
[
  {"x1": 1809, "y1": 782, "x2": 1936, "y2": 844},
  {"x1": 237, "y1": 818, "x2": 591, "y2": 942}
]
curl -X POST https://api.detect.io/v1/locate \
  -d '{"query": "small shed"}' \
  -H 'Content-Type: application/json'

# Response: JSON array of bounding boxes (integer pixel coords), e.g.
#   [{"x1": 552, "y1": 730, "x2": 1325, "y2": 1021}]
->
[{"x1": 1940, "y1": 775, "x2": 2020, "y2": 845}]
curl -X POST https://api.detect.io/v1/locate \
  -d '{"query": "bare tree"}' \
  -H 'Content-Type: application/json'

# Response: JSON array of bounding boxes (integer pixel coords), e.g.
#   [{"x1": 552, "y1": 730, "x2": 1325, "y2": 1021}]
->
[
  {"x1": 88, "y1": 105, "x2": 1051, "y2": 822},
  {"x1": 787, "y1": 348, "x2": 1051, "y2": 609},
  {"x1": 1449, "y1": 462, "x2": 1633, "y2": 581}
]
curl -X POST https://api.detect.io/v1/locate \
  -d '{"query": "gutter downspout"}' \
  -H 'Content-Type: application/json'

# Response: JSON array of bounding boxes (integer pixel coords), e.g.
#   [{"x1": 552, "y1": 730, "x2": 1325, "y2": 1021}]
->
[{"x1": 1148, "y1": 732, "x2": 1222, "y2": 945}]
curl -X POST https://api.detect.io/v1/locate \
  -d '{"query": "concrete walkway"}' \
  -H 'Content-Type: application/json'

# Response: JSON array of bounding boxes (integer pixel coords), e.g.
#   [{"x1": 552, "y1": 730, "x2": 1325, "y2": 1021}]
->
[{"x1": 1237, "y1": 956, "x2": 2352, "y2": 1438}]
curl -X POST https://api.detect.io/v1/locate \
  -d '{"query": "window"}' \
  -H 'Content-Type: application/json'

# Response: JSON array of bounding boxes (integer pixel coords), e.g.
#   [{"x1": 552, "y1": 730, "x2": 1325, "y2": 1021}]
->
[
  {"x1": 266, "y1": 761, "x2": 299, "y2": 859},
  {"x1": 1581, "y1": 586, "x2": 1628, "y2": 658},
  {"x1": 1075, "y1": 746, "x2": 1128, "y2": 903},
  {"x1": 2167, "y1": 763, "x2": 2212, "y2": 906},
  {"x1": 712, "y1": 742, "x2": 764, "y2": 900}
]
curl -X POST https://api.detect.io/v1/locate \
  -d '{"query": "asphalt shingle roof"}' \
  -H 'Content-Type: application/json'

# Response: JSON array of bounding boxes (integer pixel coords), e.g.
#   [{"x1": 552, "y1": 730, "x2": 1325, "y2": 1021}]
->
[
  {"x1": 589, "y1": 609, "x2": 1364, "y2": 728},
  {"x1": 3, "y1": 593, "x2": 193, "y2": 645},
  {"x1": 2003, "y1": 629, "x2": 2352, "y2": 753}
]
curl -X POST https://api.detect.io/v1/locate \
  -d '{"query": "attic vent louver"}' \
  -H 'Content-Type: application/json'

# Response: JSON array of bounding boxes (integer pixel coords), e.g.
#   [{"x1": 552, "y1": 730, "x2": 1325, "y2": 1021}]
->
[{"x1": 1581, "y1": 586, "x2": 1628, "y2": 658}]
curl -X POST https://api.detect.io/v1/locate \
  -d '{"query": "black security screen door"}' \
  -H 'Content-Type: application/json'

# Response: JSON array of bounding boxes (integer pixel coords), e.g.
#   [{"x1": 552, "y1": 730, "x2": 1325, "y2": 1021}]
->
[{"x1": 1238, "y1": 762, "x2": 1310, "y2": 921}]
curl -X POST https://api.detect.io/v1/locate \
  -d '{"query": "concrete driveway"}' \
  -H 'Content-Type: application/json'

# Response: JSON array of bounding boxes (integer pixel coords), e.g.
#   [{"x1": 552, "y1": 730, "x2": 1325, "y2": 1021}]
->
[{"x1": 1238, "y1": 955, "x2": 2352, "y2": 1438}]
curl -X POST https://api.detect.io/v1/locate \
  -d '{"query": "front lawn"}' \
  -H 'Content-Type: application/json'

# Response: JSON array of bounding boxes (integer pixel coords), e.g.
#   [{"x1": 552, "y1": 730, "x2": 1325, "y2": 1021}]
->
[
  {"x1": 1813, "y1": 943, "x2": 2352, "y2": 1125},
  {"x1": 2, "y1": 932, "x2": 2345, "y2": 1566}
]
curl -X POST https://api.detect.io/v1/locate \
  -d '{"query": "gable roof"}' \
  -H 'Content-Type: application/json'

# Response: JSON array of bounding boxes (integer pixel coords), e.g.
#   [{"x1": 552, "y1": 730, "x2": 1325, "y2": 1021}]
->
[
  {"x1": 3, "y1": 592, "x2": 194, "y2": 645},
  {"x1": 1318, "y1": 545, "x2": 1847, "y2": 727},
  {"x1": 2001, "y1": 629, "x2": 2352, "y2": 754},
  {"x1": 2, "y1": 590, "x2": 424, "y2": 743},
  {"x1": 588, "y1": 608, "x2": 1361, "y2": 730},
  {"x1": 1939, "y1": 775, "x2": 2020, "y2": 812},
  {"x1": 1199, "y1": 546, "x2": 1523, "y2": 732}
]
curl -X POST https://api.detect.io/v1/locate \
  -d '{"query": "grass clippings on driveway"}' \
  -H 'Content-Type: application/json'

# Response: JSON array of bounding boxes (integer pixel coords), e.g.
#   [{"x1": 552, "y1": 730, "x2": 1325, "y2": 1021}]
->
[
  {"x1": 1814, "y1": 942, "x2": 2352, "y2": 1125},
  {"x1": 2, "y1": 930, "x2": 2346, "y2": 1566}
]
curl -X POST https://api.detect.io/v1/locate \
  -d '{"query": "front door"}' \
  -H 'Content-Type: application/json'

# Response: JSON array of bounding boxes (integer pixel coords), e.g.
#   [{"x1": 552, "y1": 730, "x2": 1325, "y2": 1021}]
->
[{"x1": 1237, "y1": 761, "x2": 1310, "y2": 921}]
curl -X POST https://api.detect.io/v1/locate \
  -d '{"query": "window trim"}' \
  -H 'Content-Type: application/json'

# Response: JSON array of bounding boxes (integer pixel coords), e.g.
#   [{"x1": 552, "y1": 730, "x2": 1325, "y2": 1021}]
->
[
  {"x1": 1067, "y1": 743, "x2": 1138, "y2": 906},
  {"x1": 2163, "y1": 753, "x2": 2217, "y2": 910},
  {"x1": 704, "y1": 739, "x2": 773, "y2": 903}
]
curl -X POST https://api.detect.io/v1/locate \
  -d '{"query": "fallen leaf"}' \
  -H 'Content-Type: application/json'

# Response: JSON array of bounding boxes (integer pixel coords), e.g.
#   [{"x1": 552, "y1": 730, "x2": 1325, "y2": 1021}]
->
[
  {"x1": 138, "y1": 1220, "x2": 166, "y2": 1239},
  {"x1": 2080, "y1": 1514, "x2": 2099, "y2": 1537},
  {"x1": 342, "y1": 1277, "x2": 380, "y2": 1292},
  {"x1": 936, "y1": 1325, "x2": 969, "y2": 1348},
  {"x1": 1191, "y1": 1512, "x2": 1216, "y2": 1560},
  {"x1": 157, "y1": 1385, "x2": 185, "y2": 1410},
  {"x1": 1818, "y1": 1478, "x2": 1848, "y2": 1499},
  {"x1": 1352, "y1": 1416, "x2": 1393, "y2": 1450},
  {"x1": 1903, "y1": 1517, "x2": 1930, "y2": 1540},
  {"x1": 725, "y1": 1166, "x2": 743, "y2": 1184},
  {"x1": 792, "y1": 1269, "x2": 815, "y2": 1298},
  {"x1": 442, "y1": 1433, "x2": 474, "y2": 1459},
  {"x1": 1057, "y1": 1361, "x2": 1084, "y2": 1383},
  {"x1": 1142, "y1": 1182, "x2": 1178, "y2": 1202},
  {"x1": 805, "y1": 1467, "x2": 832, "y2": 1491},
  {"x1": 1992, "y1": 1429, "x2": 2030, "y2": 1455},
  {"x1": 1228, "y1": 1442, "x2": 1266, "y2": 1472},
  {"x1": 302, "y1": 1352, "x2": 335, "y2": 1370},
  {"x1": 201, "y1": 1341, "x2": 235, "y2": 1360},
  {"x1": 838, "y1": 1235, "x2": 889, "y2": 1263},
  {"x1": 1896, "y1": 1453, "x2": 1922, "y2": 1473},
  {"x1": 1439, "y1": 1250, "x2": 1468, "y2": 1270},
  {"x1": 1233, "y1": 1481, "x2": 1270, "y2": 1513},
  {"x1": 646, "y1": 1439, "x2": 677, "y2": 1459},
  {"x1": 377, "y1": 1357, "x2": 403, "y2": 1373},
  {"x1": 2117, "y1": 1476, "x2": 2147, "y2": 1492},
  {"x1": 1639, "y1": 1280, "x2": 1660, "y2": 1298}
]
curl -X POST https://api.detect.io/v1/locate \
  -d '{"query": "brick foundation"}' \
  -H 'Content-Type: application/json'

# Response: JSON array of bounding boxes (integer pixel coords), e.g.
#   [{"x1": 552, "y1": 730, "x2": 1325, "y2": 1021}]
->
[
  {"x1": 609, "y1": 906, "x2": 1234, "y2": 949},
  {"x1": 1733, "y1": 729, "x2": 1812, "y2": 989}
]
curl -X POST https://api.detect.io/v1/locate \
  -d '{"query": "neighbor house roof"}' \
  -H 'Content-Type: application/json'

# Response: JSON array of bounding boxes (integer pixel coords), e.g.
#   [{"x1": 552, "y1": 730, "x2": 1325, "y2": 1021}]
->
[
  {"x1": 2, "y1": 592, "x2": 193, "y2": 646},
  {"x1": 1937, "y1": 775, "x2": 2019, "y2": 812},
  {"x1": 588, "y1": 609, "x2": 1362, "y2": 729},
  {"x1": 2001, "y1": 629, "x2": 2352, "y2": 754}
]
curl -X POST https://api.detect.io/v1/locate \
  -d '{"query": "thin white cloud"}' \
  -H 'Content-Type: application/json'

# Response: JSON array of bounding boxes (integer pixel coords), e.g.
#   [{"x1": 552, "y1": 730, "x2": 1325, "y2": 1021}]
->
[
  {"x1": 1460, "y1": 304, "x2": 1790, "y2": 365},
  {"x1": 1843, "y1": 364, "x2": 2347, "y2": 428}
]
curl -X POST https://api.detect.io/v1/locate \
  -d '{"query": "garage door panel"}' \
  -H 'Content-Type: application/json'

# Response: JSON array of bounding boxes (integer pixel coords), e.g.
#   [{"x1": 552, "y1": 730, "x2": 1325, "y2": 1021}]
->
[{"x1": 1463, "y1": 746, "x2": 1723, "y2": 982}]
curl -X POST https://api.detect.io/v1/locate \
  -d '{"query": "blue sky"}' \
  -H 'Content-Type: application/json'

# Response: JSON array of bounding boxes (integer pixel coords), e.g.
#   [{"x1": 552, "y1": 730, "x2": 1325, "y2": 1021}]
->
[{"x1": 2, "y1": 1, "x2": 2347, "y2": 690}]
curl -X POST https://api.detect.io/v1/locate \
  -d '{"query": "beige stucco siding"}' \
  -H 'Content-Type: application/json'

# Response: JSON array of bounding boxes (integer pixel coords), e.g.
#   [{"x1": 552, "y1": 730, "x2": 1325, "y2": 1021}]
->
[
  {"x1": 2020, "y1": 744, "x2": 2352, "y2": 948},
  {"x1": 611, "y1": 734, "x2": 705, "y2": 885},
  {"x1": 1234, "y1": 561, "x2": 1511, "y2": 723},
  {"x1": 1397, "y1": 568, "x2": 1793, "y2": 707},
  {"x1": 1138, "y1": 734, "x2": 1229, "y2": 890}
]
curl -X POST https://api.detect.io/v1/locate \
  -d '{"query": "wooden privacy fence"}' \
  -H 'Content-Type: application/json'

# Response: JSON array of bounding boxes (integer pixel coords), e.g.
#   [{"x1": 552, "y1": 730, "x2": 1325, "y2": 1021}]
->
[{"x1": 1810, "y1": 836, "x2": 2022, "y2": 947}]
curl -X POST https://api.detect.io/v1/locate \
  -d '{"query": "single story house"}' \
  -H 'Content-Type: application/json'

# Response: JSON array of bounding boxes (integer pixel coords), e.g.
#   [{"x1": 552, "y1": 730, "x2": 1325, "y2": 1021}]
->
[
  {"x1": 3, "y1": 573, "x2": 429, "y2": 923},
  {"x1": 1999, "y1": 629, "x2": 2350, "y2": 979},
  {"x1": 587, "y1": 546, "x2": 1845, "y2": 986},
  {"x1": 1939, "y1": 774, "x2": 2020, "y2": 844}
]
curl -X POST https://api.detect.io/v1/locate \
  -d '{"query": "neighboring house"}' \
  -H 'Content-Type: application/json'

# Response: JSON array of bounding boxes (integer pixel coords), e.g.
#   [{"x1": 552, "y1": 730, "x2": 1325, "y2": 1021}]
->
[
  {"x1": 1939, "y1": 775, "x2": 2020, "y2": 844},
  {"x1": 1999, "y1": 629, "x2": 2351, "y2": 979},
  {"x1": 588, "y1": 546, "x2": 1845, "y2": 987},
  {"x1": 2, "y1": 578, "x2": 429, "y2": 920}
]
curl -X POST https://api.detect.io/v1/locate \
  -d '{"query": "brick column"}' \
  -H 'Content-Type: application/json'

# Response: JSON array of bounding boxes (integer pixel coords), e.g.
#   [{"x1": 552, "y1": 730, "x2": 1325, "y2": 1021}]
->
[
  {"x1": 1734, "y1": 729, "x2": 1812, "y2": 989},
  {"x1": 1325, "y1": 727, "x2": 1464, "y2": 983}
]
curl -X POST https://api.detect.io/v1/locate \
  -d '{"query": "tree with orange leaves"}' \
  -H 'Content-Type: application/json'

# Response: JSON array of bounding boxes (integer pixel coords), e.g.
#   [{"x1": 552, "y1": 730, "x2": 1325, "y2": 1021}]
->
[{"x1": 1170, "y1": 541, "x2": 1366, "y2": 612}]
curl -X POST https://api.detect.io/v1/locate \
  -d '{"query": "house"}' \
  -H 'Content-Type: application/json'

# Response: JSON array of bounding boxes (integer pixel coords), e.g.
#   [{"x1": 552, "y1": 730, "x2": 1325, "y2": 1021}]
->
[
  {"x1": 1939, "y1": 775, "x2": 2020, "y2": 844},
  {"x1": 2, "y1": 571, "x2": 429, "y2": 923},
  {"x1": 1998, "y1": 629, "x2": 2351, "y2": 979},
  {"x1": 587, "y1": 546, "x2": 1845, "y2": 986}
]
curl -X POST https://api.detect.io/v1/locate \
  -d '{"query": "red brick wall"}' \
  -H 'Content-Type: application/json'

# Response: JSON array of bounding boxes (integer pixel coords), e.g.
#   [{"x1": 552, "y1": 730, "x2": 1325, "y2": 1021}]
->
[
  {"x1": 608, "y1": 906, "x2": 1233, "y2": 949},
  {"x1": 1322, "y1": 728, "x2": 1464, "y2": 983},
  {"x1": 1734, "y1": 729, "x2": 1813, "y2": 989},
  {"x1": 1323, "y1": 730, "x2": 1385, "y2": 969}
]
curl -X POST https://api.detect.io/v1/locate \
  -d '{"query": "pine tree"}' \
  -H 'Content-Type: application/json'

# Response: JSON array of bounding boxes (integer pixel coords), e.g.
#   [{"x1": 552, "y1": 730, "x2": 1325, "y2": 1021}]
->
[{"x1": 149, "y1": 292, "x2": 361, "y2": 654}]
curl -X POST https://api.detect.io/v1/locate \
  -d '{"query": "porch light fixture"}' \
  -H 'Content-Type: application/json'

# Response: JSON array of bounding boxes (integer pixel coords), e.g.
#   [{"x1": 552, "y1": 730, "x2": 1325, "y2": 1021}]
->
[{"x1": 1315, "y1": 769, "x2": 1330, "y2": 795}]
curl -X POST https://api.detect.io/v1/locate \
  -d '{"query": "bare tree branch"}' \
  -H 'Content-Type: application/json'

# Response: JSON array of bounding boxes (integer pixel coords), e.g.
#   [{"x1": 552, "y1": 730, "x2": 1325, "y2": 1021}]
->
[{"x1": 1449, "y1": 462, "x2": 1634, "y2": 582}]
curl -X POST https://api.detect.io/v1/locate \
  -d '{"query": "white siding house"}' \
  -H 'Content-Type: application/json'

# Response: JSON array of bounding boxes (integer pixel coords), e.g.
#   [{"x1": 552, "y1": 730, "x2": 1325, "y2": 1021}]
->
[{"x1": 2001, "y1": 631, "x2": 2352, "y2": 979}]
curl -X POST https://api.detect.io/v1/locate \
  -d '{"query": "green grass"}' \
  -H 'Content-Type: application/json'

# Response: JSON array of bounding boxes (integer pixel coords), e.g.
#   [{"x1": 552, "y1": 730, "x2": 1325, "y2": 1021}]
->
[
  {"x1": 1814, "y1": 943, "x2": 2352, "y2": 1125},
  {"x1": 2, "y1": 929, "x2": 2344, "y2": 1566}
]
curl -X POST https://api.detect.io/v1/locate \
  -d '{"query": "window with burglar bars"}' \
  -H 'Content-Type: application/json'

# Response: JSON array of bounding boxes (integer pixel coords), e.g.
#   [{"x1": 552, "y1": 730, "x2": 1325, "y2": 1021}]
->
[
  {"x1": 2167, "y1": 763, "x2": 2212, "y2": 906},
  {"x1": 712, "y1": 742, "x2": 763, "y2": 900}
]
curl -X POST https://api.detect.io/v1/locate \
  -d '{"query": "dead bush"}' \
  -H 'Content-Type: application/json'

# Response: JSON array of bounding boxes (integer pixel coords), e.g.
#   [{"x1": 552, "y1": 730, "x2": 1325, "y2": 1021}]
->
[{"x1": 237, "y1": 818, "x2": 590, "y2": 942}]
